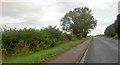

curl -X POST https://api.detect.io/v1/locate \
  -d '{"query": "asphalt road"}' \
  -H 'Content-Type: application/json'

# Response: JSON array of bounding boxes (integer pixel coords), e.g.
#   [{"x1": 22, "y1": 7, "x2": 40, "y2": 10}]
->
[
  {"x1": 48, "y1": 39, "x2": 91, "y2": 63},
  {"x1": 84, "y1": 37, "x2": 118, "y2": 63}
]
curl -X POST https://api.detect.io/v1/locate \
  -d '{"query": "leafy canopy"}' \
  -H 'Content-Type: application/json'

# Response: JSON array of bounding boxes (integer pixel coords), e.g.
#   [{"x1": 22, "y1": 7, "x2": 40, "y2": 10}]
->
[
  {"x1": 60, "y1": 7, "x2": 97, "y2": 38},
  {"x1": 104, "y1": 24, "x2": 116, "y2": 37}
]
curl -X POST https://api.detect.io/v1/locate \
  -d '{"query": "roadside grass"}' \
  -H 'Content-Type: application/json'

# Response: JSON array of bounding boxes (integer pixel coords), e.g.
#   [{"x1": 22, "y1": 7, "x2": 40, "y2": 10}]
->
[{"x1": 3, "y1": 38, "x2": 89, "y2": 63}]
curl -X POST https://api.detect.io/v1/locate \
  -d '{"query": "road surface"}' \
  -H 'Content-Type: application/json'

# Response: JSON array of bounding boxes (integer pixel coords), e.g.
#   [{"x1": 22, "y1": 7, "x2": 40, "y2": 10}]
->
[
  {"x1": 84, "y1": 37, "x2": 118, "y2": 63},
  {"x1": 48, "y1": 39, "x2": 91, "y2": 63},
  {"x1": 47, "y1": 37, "x2": 118, "y2": 64}
]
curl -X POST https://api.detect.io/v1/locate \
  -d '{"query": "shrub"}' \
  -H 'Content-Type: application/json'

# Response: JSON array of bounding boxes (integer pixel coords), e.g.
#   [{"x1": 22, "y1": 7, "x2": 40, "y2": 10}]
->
[{"x1": 2, "y1": 26, "x2": 78, "y2": 56}]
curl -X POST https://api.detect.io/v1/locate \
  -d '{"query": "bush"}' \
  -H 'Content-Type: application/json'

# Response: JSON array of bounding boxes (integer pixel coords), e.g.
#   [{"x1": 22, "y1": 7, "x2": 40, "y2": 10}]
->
[{"x1": 2, "y1": 26, "x2": 77, "y2": 56}]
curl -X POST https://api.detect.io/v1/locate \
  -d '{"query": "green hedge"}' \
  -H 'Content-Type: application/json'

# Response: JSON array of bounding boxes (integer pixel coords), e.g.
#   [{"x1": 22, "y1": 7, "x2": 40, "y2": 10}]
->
[{"x1": 2, "y1": 26, "x2": 77, "y2": 56}]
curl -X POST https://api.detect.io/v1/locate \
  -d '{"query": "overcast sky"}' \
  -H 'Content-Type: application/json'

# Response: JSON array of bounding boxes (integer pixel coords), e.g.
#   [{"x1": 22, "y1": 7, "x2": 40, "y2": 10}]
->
[{"x1": 0, "y1": 0, "x2": 119, "y2": 35}]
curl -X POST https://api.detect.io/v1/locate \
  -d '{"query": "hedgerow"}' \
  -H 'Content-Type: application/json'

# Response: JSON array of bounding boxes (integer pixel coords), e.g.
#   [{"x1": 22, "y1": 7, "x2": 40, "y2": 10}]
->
[{"x1": 2, "y1": 26, "x2": 77, "y2": 56}]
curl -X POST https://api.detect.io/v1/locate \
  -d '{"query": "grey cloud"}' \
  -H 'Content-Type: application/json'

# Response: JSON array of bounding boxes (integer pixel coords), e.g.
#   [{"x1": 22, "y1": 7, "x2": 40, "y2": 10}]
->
[
  {"x1": 3, "y1": 20, "x2": 58, "y2": 28},
  {"x1": 53, "y1": 2, "x2": 84, "y2": 14},
  {"x1": 1, "y1": 2, "x2": 44, "y2": 27},
  {"x1": 18, "y1": 21, "x2": 41, "y2": 26},
  {"x1": 1, "y1": 0, "x2": 118, "y2": 35},
  {"x1": 3, "y1": 21, "x2": 44, "y2": 27},
  {"x1": 94, "y1": 9, "x2": 117, "y2": 20},
  {"x1": 2, "y1": 2, "x2": 42, "y2": 17}
]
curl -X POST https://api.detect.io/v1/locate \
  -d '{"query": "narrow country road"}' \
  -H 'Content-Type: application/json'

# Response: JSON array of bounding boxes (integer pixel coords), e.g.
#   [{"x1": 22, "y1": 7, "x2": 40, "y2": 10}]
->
[
  {"x1": 48, "y1": 39, "x2": 91, "y2": 63},
  {"x1": 84, "y1": 37, "x2": 118, "y2": 63},
  {"x1": 47, "y1": 37, "x2": 118, "y2": 64}
]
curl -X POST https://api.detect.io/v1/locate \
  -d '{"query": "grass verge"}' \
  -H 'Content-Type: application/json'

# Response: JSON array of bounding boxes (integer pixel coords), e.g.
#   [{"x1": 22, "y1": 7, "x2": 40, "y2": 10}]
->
[{"x1": 3, "y1": 38, "x2": 89, "y2": 63}]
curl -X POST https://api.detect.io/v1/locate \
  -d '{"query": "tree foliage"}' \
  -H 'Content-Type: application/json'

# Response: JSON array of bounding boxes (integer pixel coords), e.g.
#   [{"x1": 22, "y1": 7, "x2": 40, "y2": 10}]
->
[
  {"x1": 60, "y1": 7, "x2": 97, "y2": 38},
  {"x1": 105, "y1": 14, "x2": 120, "y2": 38},
  {"x1": 104, "y1": 24, "x2": 116, "y2": 37},
  {"x1": 114, "y1": 14, "x2": 120, "y2": 38}
]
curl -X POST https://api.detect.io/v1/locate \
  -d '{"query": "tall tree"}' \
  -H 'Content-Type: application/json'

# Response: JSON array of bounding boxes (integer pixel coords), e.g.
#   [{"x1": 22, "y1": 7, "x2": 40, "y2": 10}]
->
[
  {"x1": 104, "y1": 24, "x2": 116, "y2": 37},
  {"x1": 114, "y1": 14, "x2": 120, "y2": 38},
  {"x1": 60, "y1": 7, "x2": 97, "y2": 38}
]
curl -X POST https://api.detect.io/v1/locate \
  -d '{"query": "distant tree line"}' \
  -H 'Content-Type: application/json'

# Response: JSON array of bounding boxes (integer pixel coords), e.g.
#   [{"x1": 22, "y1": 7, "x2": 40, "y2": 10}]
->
[{"x1": 104, "y1": 14, "x2": 120, "y2": 38}]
